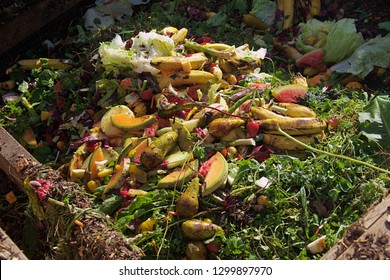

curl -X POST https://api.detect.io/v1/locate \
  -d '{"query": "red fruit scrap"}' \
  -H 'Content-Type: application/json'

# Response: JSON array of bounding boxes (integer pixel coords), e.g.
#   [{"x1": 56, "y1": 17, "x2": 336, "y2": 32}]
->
[
  {"x1": 86, "y1": 142, "x2": 99, "y2": 153},
  {"x1": 250, "y1": 82, "x2": 271, "y2": 91},
  {"x1": 327, "y1": 118, "x2": 340, "y2": 129},
  {"x1": 197, "y1": 36, "x2": 214, "y2": 45},
  {"x1": 120, "y1": 78, "x2": 133, "y2": 89},
  {"x1": 141, "y1": 89, "x2": 153, "y2": 101},
  {"x1": 206, "y1": 242, "x2": 221, "y2": 254},
  {"x1": 199, "y1": 158, "x2": 213, "y2": 178},
  {"x1": 157, "y1": 116, "x2": 171, "y2": 128},
  {"x1": 187, "y1": 87, "x2": 200, "y2": 101},
  {"x1": 193, "y1": 127, "x2": 206, "y2": 139},
  {"x1": 295, "y1": 49, "x2": 324, "y2": 70},
  {"x1": 145, "y1": 122, "x2": 158, "y2": 137},
  {"x1": 119, "y1": 187, "x2": 129, "y2": 199},
  {"x1": 246, "y1": 120, "x2": 260, "y2": 138},
  {"x1": 236, "y1": 74, "x2": 246, "y2": 83},
  {"x1": 30, "y1": 179, "x2": 54, "y2": 200}
]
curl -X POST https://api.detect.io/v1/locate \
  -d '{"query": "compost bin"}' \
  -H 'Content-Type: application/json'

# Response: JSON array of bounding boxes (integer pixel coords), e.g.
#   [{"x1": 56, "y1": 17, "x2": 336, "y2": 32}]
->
[{"x1": 0, "y1": 0, "x2": 389, "y2": 261}]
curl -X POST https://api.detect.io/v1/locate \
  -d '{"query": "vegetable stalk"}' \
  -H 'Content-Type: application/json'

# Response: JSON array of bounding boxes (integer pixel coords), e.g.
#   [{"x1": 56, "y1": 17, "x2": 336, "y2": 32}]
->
[{"x1": 276, "y1": 125, "x2": 390, "y2": 176}]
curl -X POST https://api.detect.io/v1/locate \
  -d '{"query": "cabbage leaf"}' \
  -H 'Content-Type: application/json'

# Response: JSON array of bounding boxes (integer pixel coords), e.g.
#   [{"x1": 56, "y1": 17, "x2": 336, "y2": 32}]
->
[
  {"x1": 330, "y1": 35, "x2": 390, "y2": 78},
  {"x1": 359, "y1": 95, "x2": 390, "y2": 151},
  {"x1": 296, "y1": 18, "x2": 363, "y2": 63}
]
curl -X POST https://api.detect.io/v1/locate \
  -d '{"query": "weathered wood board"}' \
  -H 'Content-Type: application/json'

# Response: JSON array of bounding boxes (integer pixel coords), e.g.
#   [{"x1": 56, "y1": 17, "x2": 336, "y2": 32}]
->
[
  {"x1": 0, "y1": 227, "x2": 28, "y2": 260},
  {"x1": 0, "y1": 0, "x2": 87, "y2": 55},
  {"x1": 322, "y1": 194, "x2": 390, "y2": 260},
  {"x1": 0, "y1": 127, "x2": 38, "y2": 188}
]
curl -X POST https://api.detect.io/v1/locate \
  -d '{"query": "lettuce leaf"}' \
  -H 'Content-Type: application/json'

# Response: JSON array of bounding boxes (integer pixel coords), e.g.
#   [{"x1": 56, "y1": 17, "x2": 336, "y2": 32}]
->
[
  {"x1": 359, "y1": 95, "x2": 390, "y2": 151},
  {"x1": 330, "y1": 35, "x2": 390, "y2": 78},
  {"x1": 296, "y1": 19, "x2": 333, "y2": 54},
  {"x1": 98, "y1": 31, "x2": 175, "y2": 75},
  {"x1": 322, "y1": 18, "x2": 364, "y2": 63},
  {"x1": 98, "y1": 34, "x2": 135, "y2": 72},
  {"x1": 296, "y1": 18, "x2": 363, "y2": 63}
]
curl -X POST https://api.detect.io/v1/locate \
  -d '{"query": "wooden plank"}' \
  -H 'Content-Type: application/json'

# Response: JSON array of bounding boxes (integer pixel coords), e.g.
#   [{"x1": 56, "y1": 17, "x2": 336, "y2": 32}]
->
[
  {"x1": 322, "y1": 195, "x2": 390, "y2": 259},
  {"x1": 0, "y1": 126, "x2": 38, "y2": 188},
  {"x1": 0, "y1": 0, "x2": 86, "y2": 54},
  {"x1": 0, "y1": 227, "x2": 28, "y2": 260},
  {"x1": 336, "y1": 212, "x2": 390, "y2": 259}
]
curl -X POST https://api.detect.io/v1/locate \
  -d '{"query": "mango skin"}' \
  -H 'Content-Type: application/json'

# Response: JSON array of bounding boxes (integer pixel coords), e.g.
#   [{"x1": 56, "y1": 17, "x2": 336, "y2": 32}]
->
[
  {"x1": 140, "y1": 130, "x2": 178, "y2": 169},
  {"x1": 181, "y1": 219, "x2": 223, "y2": 240}
]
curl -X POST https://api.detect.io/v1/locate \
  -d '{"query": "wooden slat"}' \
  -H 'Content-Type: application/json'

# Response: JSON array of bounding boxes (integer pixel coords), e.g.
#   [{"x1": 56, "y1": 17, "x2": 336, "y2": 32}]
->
[
  {"x1": 322, "y1": 195, "x2": 390, "y2": 259},
  {"x1": 0, "y1": 0, "x2": 86, "y2": 54},
  {"x1": 0, "y1": 227, "x2": 28, "y2": 260},
  {"x1": 0, "y1": 127, "x2": 38, "y2": 188}
]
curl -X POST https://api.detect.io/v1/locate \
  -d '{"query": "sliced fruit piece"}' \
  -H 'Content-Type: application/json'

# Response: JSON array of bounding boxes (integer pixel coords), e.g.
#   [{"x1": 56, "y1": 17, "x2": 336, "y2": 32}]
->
[
  {"x1": 201, "y1": 152, "x2": 228, "y2": 196},
  {"x1": 103, "y1": 161, "x2": 126, "y2": 196},
  {"x1": 271, "y1": 103, "x2": 317, "y2": 118},
  {"x1": 172, "y1": 118, "x2": 200, "y2": 133},
  {"x1": 140, "y1": 131, "x2": 178, "y2": 169},
  {"x1": 272, "y1": 84, "x2": 308, "y2": 103},
  {"x1": 128, "y1": 138, "x2": 149, "y2": 160},
  {"x1": 97, "y1": 167, "x2": 114, "y2": 178},
  {"x1": 111, "y1": 114, "x2": 157, "y2": 131},
  {"x1": 308, "y1": 74, "x2": 330, "y2": 87},
  {"x1": 101, "y1": 105, "x2": 135, "y2": 138},
  {"x1": 295, "y1": 48, "x2": 324, "y2": 69},
  {"x1": 150, "y1": 53, "x2": 208, "y2": 71},
  {"x1": 70, "y1": 169, "x2": 86, "y2": 180},
  {"x1": 88, "y1": 146, "x2": 105, "y2": 180},
  {"x1": 164, "y1": 151, "x2": 194, "y2": 169},
  {"x1": 157, "y1": 159, "x2": 198, "y2": 188},
  {"x1": 69, "y1": 143, "x2": 88, "y2": 181}
]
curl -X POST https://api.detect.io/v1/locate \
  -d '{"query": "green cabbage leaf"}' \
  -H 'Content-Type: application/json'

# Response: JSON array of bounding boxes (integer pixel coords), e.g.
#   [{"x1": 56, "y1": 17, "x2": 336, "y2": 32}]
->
[
  {"x1": 296, "y1": 18, "x2": 364, "y2": 63},
  {"x1": 330, "y1": 35, "x2": 390, "y2": 78}
]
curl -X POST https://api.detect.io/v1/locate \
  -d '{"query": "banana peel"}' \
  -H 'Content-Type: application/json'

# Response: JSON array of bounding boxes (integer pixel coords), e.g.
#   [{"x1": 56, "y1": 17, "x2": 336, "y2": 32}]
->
[{"x1": 7, "y1": 58, "x2": 73, "y2": 73}]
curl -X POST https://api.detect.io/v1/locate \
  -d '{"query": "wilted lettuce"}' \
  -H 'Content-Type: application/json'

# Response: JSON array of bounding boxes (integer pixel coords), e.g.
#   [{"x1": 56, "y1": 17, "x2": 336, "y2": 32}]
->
[
  {"x1": 296, "y1": 19, "x2": 333, "y2": 54},
  {"x1": 296, "y1": 18, "x2": 364, "y2": 63},
  {"x1": 98, "y1": 34, "x2": 135, "y2": 72},
  {"x1": 322, "y1": 18, "x2": 364, "y2": 63},
  {"x1": 330, "y1": 35, "x2": 390, "y2": 78},
  {"x1": 98, "y1": 31, "x2": 175, "y2": 75}
]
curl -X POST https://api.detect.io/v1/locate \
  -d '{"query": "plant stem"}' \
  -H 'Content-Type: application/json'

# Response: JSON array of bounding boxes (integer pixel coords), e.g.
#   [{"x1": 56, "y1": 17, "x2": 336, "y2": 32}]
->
[
  {"x1": 21, "y1": 96, "x2": 37, "y2": 116},
  {"x1": 276, "y1": 125, "x2": 390, "y2": 175},
  {"x1": 227, "y1": 93, "x2": 253, "y2": 114}
]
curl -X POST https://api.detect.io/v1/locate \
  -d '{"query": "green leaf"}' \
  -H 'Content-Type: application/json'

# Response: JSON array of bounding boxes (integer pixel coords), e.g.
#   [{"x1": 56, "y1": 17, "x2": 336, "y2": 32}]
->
[
  {"x1": 359, "y1": 95, "x2": 390, "y2": 151},
  {"x1": 227, "y1": 0, "x2": 248, "y2": 15},
  {"x1": 99, "y1": 195, "x2": 125, "y2": 215},
  {"x1": 378, "y1": 21, "x2": 390, "y2": 31},
  {"x1": 250, "y1": 0, "x2": 277, "y2": 25}
]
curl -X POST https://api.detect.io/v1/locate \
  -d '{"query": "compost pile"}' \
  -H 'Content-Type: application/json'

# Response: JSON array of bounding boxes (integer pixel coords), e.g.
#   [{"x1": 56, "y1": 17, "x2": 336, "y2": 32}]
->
[{"x1": 0, "y1": 0, "x2": 389, "y2": 260}]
